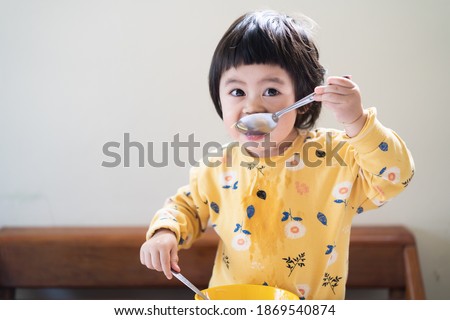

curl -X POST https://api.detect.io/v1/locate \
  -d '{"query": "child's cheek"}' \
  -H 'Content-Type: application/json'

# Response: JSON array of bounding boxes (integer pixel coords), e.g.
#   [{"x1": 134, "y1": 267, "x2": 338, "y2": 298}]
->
[
  {"x1": 222, "y1": 116, "x2": 240, "y2": 140},
  {"x1": 278, "y1": 112, "x2": 297, "y2": 130}
]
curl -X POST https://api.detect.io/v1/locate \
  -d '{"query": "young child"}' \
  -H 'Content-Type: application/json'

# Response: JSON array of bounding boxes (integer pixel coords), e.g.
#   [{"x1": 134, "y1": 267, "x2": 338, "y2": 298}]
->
[{"x1": 140, "y1": 10, "x2": 414, "y2": 299}]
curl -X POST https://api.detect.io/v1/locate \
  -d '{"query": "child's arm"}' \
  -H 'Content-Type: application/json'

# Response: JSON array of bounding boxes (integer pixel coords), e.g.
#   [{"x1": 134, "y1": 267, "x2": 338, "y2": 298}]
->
[
  {"x1": 345, "y1": 107, "x2": 414, "y2": 207},
  {"x1": 140, "y1": 166, "x2": 208, "y2": 278},
  {"x1": 315, "y1": 76, "x2": 414, "y2": 206}
]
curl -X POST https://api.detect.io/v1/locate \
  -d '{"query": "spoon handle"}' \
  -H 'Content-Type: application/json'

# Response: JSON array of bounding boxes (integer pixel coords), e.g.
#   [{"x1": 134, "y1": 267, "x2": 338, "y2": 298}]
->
[
  {"x1": 171, "y1": 270, "x2": 210, "y2": 300},
  {"x1": 274, "y1": 92, "x2": 315, "y2": 119}
]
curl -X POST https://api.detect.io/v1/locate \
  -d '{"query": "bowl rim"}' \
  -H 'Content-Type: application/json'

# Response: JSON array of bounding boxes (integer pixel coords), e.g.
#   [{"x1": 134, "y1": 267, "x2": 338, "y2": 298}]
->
[{"x1": 195, "y1": 283, "x2": 299, "y2": 300}]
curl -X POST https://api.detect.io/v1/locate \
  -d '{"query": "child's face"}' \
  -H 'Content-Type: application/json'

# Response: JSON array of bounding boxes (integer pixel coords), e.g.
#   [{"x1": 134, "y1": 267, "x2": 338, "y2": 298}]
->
[{"x1": 219, "y1": 64, "x2": 299, "y2": 157}]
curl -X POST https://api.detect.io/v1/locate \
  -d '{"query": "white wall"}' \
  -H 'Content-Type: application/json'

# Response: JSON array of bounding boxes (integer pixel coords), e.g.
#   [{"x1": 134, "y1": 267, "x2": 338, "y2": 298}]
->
[{"x1": 1, "y1": 0, "x2": 449, "y2": 299}]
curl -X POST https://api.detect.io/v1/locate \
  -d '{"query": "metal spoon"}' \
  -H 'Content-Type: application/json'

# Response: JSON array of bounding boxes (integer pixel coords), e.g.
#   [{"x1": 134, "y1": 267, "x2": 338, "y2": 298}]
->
[
  {"x1": 234, "y1": 92, "x2": 315, "y2": 135},
  {"x1": 171, "y1": 269, "x2": 210, "y2": 300}
]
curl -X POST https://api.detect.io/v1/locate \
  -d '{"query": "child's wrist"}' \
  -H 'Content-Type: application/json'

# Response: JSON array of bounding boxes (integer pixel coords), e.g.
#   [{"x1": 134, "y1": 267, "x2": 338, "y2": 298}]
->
[
  {"x1": 153, "y1": 228, "x2": 176, "y2": 237},
  {"x1": 342, "y1": 109, "x2": 368, "y2": 137},
  {"x1": 341, "y1": 111, "x2": 364, "y2": 126}
]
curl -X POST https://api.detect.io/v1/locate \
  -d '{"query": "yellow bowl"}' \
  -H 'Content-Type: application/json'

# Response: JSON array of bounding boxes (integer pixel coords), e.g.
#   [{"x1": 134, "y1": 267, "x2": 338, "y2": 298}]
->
[{"x1": 194, "y1": 284, "x2": 299, "y2": 300}]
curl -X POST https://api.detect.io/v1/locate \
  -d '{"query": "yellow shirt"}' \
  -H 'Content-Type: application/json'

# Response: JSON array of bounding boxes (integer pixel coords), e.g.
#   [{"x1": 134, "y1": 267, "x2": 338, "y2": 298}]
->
[{"x1": 147, "y1": 108, "x2": 415, "y2": 299}]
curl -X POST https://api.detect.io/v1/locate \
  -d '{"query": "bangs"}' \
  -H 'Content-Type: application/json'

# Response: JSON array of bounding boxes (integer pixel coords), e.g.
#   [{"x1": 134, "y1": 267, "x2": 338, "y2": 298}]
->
[{"x1": 218, "y1": 14, "x2": 294, "y2": 74}]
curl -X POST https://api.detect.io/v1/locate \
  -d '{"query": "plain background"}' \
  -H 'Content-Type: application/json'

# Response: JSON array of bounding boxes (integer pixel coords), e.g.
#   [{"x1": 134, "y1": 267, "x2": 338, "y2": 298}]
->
[{"x1": 1, "y1": 0, "x2": 449, "y2": 299}]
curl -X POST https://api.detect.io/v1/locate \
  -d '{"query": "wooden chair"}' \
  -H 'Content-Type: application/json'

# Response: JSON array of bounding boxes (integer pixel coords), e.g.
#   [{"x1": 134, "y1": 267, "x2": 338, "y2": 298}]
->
[
  {"x1": 346, "y1": 226, "x2": 425, "y2": 299},
  {"x1": 0, "y1": 225, "x2": 425, "y2": 299}
]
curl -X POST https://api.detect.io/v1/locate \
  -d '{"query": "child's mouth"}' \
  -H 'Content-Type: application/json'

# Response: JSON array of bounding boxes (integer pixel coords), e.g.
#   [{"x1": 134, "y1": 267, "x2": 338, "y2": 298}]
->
[{"x1": 244, "y1": 132, "x2": 266, "y2": 141}]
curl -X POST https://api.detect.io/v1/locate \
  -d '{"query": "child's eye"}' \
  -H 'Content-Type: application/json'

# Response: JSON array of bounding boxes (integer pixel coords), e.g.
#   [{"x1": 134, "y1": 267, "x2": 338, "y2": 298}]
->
[
  {"x1": 264, "y1": 88, "x2": 280, "y2": 96},
  {"x1": 230, "y1": 89, "x2": 245, "y2": 97}
]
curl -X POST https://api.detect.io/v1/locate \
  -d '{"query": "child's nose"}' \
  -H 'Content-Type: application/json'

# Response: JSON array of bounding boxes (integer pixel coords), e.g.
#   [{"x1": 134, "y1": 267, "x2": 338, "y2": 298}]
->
[{"x1": 242, "y1": 97, "x2": 267, "y2": 114}]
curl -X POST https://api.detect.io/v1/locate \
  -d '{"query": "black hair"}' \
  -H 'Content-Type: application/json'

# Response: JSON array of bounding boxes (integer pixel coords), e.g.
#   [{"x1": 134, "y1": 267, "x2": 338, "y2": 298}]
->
[{"x1": 208, "y1": 10, "x2": 326, "y2": 130}]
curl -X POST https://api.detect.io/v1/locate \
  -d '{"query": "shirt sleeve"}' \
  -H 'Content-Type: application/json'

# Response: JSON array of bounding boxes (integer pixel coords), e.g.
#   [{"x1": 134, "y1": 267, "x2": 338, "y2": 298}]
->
[
  {"x1": 343, "y1": 107, "x2": 415, "y2": 209},
  {"x1": 145, "y1": 165, "x2": 209, "y2": 249}
]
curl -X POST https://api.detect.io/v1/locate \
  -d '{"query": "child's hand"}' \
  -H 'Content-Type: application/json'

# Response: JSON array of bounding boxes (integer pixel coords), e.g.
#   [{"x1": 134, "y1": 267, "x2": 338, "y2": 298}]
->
[
  {"x1": 140, "y1": 228, "x2": 180, "y2": 279},
  {"x1": 314, "y1": 76, "x2": 367, "y2": 137}
]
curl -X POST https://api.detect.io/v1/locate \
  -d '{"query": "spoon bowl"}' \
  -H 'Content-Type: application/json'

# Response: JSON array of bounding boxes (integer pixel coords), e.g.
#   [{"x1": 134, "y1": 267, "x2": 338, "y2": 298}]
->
[
  {"x1": 235, "y1": 113, "x2": 278, "y2": 135},
  {"x1": 234, "y1": 92, "x2": 315, "y2": 135}
]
